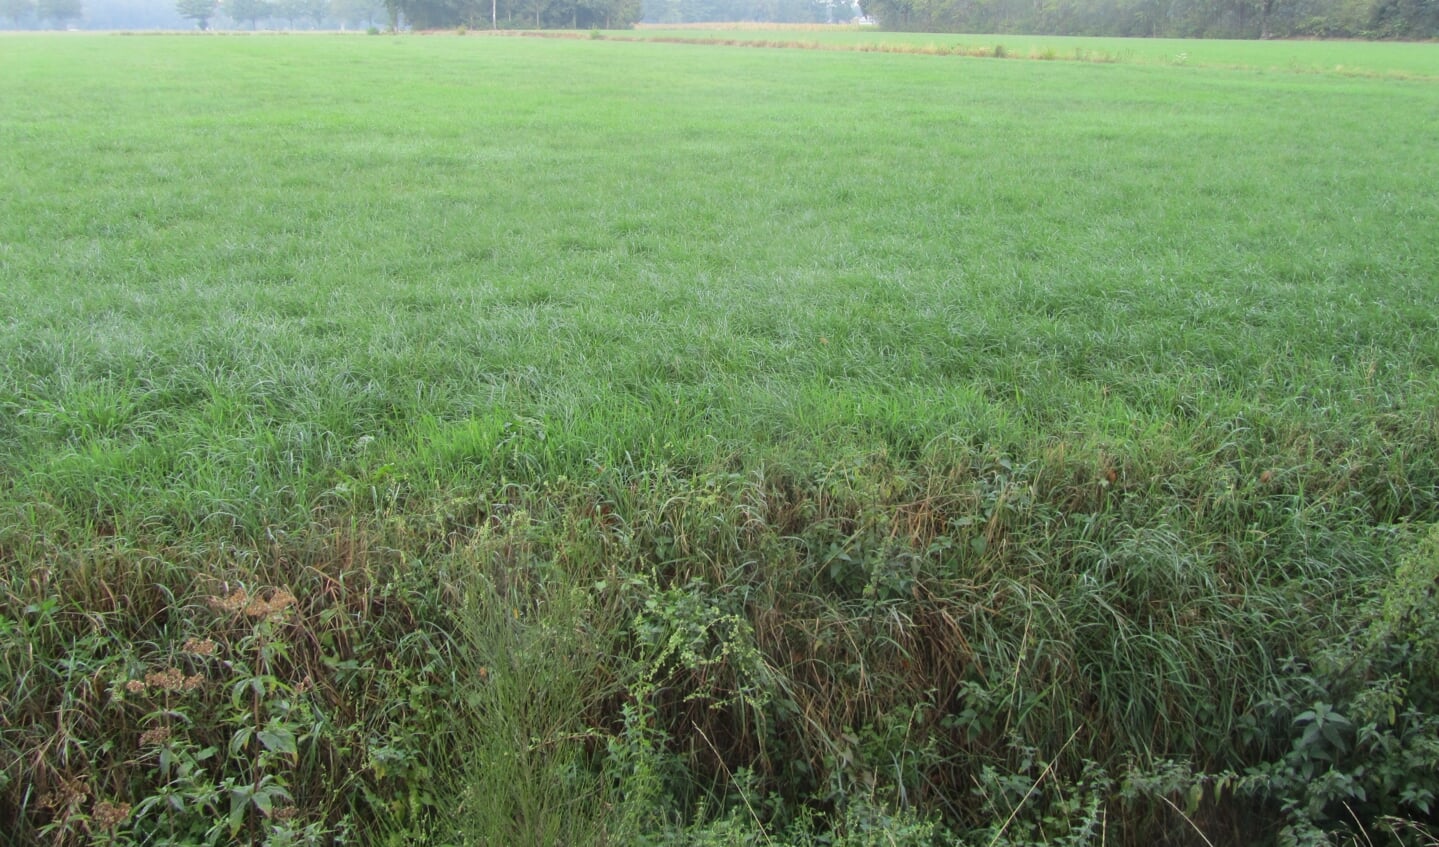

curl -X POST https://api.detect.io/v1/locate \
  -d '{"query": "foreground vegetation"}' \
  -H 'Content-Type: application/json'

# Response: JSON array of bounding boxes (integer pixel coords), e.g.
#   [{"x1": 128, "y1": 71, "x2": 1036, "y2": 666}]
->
[{"x1": 2, "y1": 33, "x2": 1438, "y2": 846}]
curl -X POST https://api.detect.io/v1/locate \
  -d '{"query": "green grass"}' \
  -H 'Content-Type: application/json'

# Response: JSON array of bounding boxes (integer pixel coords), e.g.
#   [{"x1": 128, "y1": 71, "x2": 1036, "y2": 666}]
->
[
  {"x1": 1, "y1": 33, "x2": 1437, "y2": 846},
  {"x1": 618, "y1": 25, "x2": 1439, "y2": 77}
]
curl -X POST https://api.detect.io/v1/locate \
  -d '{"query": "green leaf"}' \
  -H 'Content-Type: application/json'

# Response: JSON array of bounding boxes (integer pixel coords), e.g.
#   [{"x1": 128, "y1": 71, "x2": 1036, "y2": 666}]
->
[
  {"x1": 229, "y1": 788, "x2": 249, "y2": 836},
  {"x1": 230, "y1": 726, "x2": 253, "y2": 756},
  {"x1": 252, "y1": 789, "x2": 274, "y2": 816},
  {"x1": 257, "y1": 726, "x2": 297, "y2": 756}
]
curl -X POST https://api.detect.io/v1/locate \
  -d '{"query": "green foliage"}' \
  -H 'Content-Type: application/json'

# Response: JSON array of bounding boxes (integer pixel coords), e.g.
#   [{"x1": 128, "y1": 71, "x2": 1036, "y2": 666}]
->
[
  {"x1": 385, "y1": 0, "x2": 639, "y2": 29},
  {"x1": 34, "y1": 0, "x2": 79, "y2": 24},
  {"x1": 176, "y1": 0, "x2": 218, "y2": 27},
  {"x1": 0, "y1": 533, "x2": 471, "y2": 845},
  {"x1": 858, "y1": 0, "x2": 1439, "y2": 39},
  {"x1": 2, "y1": 33, "x2": 1438, "y2": 846},
  {"x1": 222, "y1": 0, "x2": 272, "y2": 26},
  {"x1": 1241, "y1": 524, "x2": 1439, "y2": 844},
  {"x1": 0, "y1": 0, "x2": 36, "y2": 25}
]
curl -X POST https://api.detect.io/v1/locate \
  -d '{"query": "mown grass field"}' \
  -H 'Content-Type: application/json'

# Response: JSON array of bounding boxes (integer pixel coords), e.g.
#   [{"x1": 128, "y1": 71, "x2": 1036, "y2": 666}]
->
[{"x1": 2, "y1": 33, "x2": 1437, "y2": 846}]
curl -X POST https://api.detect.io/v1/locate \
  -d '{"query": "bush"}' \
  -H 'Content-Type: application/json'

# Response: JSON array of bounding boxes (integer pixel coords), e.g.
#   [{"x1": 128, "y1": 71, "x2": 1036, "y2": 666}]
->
[{"x1": 1241, "y1": 524, "x2": 1439, "y2": 845}]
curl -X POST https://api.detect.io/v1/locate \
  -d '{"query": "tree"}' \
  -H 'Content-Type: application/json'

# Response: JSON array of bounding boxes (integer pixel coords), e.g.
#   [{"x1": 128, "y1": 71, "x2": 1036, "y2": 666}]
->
[
  {"x1": 224, "y1": 0, "x2": 269, "y2": 26},
  {"x1": 270, "y1": 0, "x2": 303, "y2": 25},
  {"x1": 301, "y1": 0, "x2": 327, "y2": 25},
  {"x1": 330, "y1": 0, "x2": 378, "y2": 23},
  {"x1": 0, "y1": 0, "x2": 35, "y2": 26},
  {"x1": 176, "y1": 0, "x2": 217, "y2": 25},
  {"x1": 35, "y1": 0, "x2": 80, "y2": 25}
]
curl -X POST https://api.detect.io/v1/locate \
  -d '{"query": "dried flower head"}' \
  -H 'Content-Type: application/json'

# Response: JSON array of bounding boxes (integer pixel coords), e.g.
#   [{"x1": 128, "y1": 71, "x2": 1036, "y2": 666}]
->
[
  {"x1": 245, "y1": 589, "x2": 298, "y2": 619},
  {"x1": 211, "y1": 589, "x2": 251, "y2": 614},
  {"x1": 90, "y1": 800, "x2": 131, "y2": 831},
  {"x1": 183, "y1": 673, "x2": 205, "y2": 692},
  {"x1": 139, "y1": 726, "x2": 173, "y2": 747},
  {"x1": 41, "y1": 780, "x2": 89, "y2": 811},
  {"x1": 124, "y1": 679, "x2": 147, "y2": 694},
  {"x1": 144, "y1": 667, "x2": 186, "y2": 692},
  {"x1": 182, "y1": 637, "x2": 218, "y2": 657},
  {"x1": 212, "y1": 587, "x2": 298, "y2": 621}
]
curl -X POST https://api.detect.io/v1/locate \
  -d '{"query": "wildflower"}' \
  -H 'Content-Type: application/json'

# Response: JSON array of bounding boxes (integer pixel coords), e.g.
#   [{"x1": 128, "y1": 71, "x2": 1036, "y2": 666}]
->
[
  {"x1": 139, "y1": 725, "x2": 172, "y2": 747},
  {"x1": 90, "y1": 800, "x2": 131, "y2": 831},
  {"x1": 214, "y1": 587, "x2": 297, "y2": 620},
  {"x1": 261, "y1": 589, "x2": 298, "y2": 617},
  {"x1": 211, "y1": 589, "x2": 251, "y2": 614},
  {"x1": 144, "y1": 667, "x2": 186, "y2": 692},
  {"x1": 125, "y1": 679, "x2": 147, "y2": 694},
  {"x1": 182, "y1": 637, "x2": 218, "y2": 657},
  {"x1": 183, "y1": 673, "x2": 205, "y2": 692},
  {"x1": 41, "y1": 780, "x2": 90, "y2": 810},
  {"x1": 245, "y1": 589, "x2": 298, "y2": 619}
]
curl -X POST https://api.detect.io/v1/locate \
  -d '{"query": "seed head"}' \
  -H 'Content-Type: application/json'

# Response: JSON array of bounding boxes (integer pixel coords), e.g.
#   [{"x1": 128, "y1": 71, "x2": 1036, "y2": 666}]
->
[
  {"x1": 212, "y1": 589, "x2": 251, "y2": 614},
  {"x1": 91, "y1": 800, "x2": 131, "y2": 831},
  {"x1": 144, "y1": 667, "x2": 186, "y2": 692},
  {"x1": 41, "y1": 780, "x2": 90, "y2": 810},
  {"x1": 183, "y1": 637, "x2": 219, "y2": 657}
]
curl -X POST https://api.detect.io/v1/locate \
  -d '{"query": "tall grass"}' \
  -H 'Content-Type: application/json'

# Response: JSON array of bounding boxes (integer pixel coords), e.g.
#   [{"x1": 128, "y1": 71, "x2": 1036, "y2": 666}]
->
[{"x1": 1, "y1": 33, "x2": 1437, "y2": 845}]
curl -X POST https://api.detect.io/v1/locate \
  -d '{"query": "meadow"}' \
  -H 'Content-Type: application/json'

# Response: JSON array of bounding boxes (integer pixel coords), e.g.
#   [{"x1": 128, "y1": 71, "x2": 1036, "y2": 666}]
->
[
  {"x1": 623, "y1": 25, "x2": 1439, "y2": 77},
  {"x1": 1, "y1": 32, "x2": 1437, "y2": 845}
]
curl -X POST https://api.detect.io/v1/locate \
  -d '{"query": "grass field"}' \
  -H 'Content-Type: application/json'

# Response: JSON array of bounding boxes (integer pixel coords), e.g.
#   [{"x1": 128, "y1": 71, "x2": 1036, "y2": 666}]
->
[
  {"x1": 621, "y1": 25, "x2": 1439, "y2": 78},
  {"x1": 2, "y1": 33, "x2": 1438, "y2": 846}
]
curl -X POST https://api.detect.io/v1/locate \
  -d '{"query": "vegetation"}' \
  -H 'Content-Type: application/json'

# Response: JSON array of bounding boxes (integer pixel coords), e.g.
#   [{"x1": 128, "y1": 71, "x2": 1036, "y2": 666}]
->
[
  {"x1": 35, "y1": 0, "x2": 82, "y2": 24},
  {"x1": 174, "y1": 0, "x2": 217, "y2": 27},
  {"x1": 1, "y1": 33, "x2": 1437, "y2": 846},
  {"x1": 859, "y1": 0, "x2": 1439, "y2": 41},
  {"x1": 615, "y1": 26, "x2": 1439, "y2": 76},
  {"x1": 640, "y1": 0, "x2": 851, "y2": 25}
]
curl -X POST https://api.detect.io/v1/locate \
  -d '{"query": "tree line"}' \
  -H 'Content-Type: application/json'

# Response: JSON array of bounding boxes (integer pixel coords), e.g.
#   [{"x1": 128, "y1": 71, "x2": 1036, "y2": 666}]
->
[
  {"x1": 2, "y1": 0, "x2": 1431, "y2": 41},
  {"x1": 860, "y1": 0, "x2": 1437, "y2": 38},
  {"x1": 642, "y1": 0, "x2": 853, "y2": 23},
  {"x1": 1, "y1": 0, "x2": 83, "y2": 27},
  {"x1": 387, "y1": 0, "x2": 642, "y2": 29},
  {"x1": 0, "y1": 0, "x2": 391, "y2": 27},
  {"x1": 0, "y1": 0, "x2": 637, "y2": 28}
]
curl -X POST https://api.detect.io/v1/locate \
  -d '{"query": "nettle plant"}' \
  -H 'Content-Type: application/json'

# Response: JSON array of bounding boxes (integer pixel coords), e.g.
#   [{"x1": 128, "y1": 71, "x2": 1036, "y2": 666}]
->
[{"x1": 1241, "y1": 523, "x2": 1439, "y2": 846}]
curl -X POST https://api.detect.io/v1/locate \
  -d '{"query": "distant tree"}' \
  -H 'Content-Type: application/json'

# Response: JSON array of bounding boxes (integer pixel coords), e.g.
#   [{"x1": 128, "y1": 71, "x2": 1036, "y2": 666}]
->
[
  {"x1": 382, "y1": 0, "x2": 635, "y2": 26},
  {"x1": 856, "y1": 0, "x2": 1409, "y2": 36},
  {"x1": 176, "y1": 0, "x2": 217, "y2": 25},
  {"x1": 301, "y1": 0, "x2": 327, "y2": 25},
  {"x1": 0, "y1": 0, "x2": 36, "y2": 26},
  {"x1": 35, "y1": 0, "x2": 80, "y2": 25},
  {"x1": 270, "y1": 0, "x2": 302, "y2": 24},
  {"x1": 1370, "y1": 0, "x2": 1439, "y2": 35},
  {"x1": 223, "y1": 0, "x2": 269, "y2": 26},
  {"x1": 573, "y1": 0, "x2": 632, "y2": 26},
  {"x1": 330, "y1": 0, "x2": 380, "y2": 25}
]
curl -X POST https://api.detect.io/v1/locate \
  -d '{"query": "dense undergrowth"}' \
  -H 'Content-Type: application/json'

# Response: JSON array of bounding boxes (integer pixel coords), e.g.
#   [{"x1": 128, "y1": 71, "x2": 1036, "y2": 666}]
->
[
  {"x1": 5, "y1": 423, "x2": 1438, "y2": 844},
  {"x1": 2, "y1": 33, "x2": 1438, "y2": 846}
]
